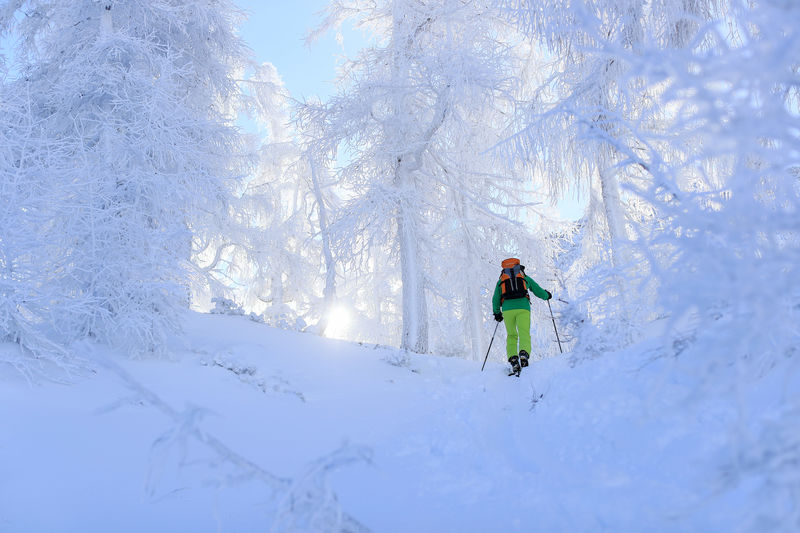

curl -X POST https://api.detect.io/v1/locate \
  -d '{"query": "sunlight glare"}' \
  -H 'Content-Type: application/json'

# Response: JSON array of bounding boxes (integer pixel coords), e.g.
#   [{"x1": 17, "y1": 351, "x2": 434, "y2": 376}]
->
[{"x1": 325, "y1": 305, "x2": 351, "y2": 340}]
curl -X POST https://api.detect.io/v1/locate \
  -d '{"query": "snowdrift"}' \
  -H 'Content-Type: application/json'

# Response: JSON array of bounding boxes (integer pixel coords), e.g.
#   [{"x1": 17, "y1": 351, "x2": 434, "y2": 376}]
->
[{"x1": 1, "y1": 311, "x2": 794, "y2": 532}]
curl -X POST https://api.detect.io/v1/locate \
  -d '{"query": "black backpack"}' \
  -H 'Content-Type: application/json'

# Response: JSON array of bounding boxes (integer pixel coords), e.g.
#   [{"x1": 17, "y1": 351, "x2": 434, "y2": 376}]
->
[{"x1": 499, "y1": 258, "x2": 529, "y2": 303}]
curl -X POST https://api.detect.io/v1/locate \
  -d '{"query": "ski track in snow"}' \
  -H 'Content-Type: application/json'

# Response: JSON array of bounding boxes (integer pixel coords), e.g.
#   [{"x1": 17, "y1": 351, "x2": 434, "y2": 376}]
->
[{"x1": 0, "y1": 311, "x2": 778, "y2": 532}]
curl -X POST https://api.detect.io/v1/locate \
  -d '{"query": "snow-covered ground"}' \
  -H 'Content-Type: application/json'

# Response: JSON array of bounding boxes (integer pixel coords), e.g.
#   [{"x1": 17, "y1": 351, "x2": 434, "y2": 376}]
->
[{"x1": 1, "y1": 311, "x2": 793, "y2": 532}]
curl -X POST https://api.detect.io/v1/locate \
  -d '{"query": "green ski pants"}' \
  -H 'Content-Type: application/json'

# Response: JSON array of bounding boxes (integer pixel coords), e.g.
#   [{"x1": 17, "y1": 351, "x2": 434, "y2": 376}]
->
[{"x1": 503, "y1": 309, "x2": 531, "y2": 359}]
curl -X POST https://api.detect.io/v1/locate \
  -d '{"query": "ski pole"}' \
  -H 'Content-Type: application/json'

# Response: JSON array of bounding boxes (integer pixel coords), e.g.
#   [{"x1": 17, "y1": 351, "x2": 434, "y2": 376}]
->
[
  {"x1": 547, "y1": 299, "x2": 563, "y2": 354},
  {"x1": 481, "y1": 321, "x2": 501, "y2": 371}
]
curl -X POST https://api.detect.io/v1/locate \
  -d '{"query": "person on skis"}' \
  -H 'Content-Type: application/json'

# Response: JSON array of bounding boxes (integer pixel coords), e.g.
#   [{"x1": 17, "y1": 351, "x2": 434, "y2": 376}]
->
[{"x1": 492, "y1": 258, "x2": 552, "y2": 374}]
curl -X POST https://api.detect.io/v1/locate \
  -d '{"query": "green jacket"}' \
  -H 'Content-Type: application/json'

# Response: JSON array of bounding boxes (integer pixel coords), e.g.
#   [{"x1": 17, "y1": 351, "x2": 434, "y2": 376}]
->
[{"x1": 492, "y1": 274, "x2": 550, "y2": 314}]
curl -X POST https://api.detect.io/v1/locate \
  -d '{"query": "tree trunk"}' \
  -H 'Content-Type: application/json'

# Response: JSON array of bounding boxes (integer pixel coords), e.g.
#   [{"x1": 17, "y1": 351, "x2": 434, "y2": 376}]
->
[
  {"x1": 456, "y1": 191, "x2": 483, "y2": 360},
  {"x1": 598, "y1": 152, "x2": 627, "y2": 271},
  {"x1": 391, "y1": 4, "x2": 429, "y2": 354},
  {"x1": 308, "y1": 157, "x2": 337, "y2": 335},
  {"x1": 397, "y1": 193, "x2": 428, "y2": 353},
  {"x1": 597, "y1": 150, "x2": 632, "y2": 331}
]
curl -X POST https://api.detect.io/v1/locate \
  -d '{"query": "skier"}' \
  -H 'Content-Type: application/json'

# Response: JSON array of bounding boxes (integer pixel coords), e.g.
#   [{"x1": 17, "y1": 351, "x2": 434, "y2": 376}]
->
[{"x1": 492, "y1": 258, "x2": 552, "y2": 375}]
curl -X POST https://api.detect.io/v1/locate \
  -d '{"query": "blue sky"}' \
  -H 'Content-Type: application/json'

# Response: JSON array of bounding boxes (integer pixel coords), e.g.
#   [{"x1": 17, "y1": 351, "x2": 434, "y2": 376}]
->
[{"x1": 236, "y1": 1, "x2": 366, "y2": 101}]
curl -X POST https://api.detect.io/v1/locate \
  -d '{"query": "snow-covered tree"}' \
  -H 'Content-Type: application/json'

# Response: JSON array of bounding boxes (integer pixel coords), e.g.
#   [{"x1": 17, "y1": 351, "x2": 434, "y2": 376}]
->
[
  {"x1": 0, "y1": 85, "x2": 77, "y2": 369},
  {"x1": 624, "y1": 3, "x2": 799, "y2": 526},
  {"x1": 503, "y1": 0, "x2": 719, "y2": 350},
  {"x1": 507, "y1": 0, "x2": 800, "y2": 524},
  {"x1": 198, "y1": 62, "x2": 338, "y2": 333},
  {"x1": 300, "y1": 122, "x2": 340, "y2": 336},
  {"x1": 633, "y1": 1, "x2": 800, "y2": 371},
  {"x1": 1, "y1": 0, "x2": 247, "y2": 355},
  {"x1": 303, "y1": 0, "x2": 552, "y2": 356}
]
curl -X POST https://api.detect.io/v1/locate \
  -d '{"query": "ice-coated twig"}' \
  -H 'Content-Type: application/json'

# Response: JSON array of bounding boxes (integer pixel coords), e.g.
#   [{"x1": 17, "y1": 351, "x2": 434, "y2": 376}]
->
[
  {"x1": 91, "y1": 352, "x2": 289, "y2": 492},
  {"x1": 271, "y1": 442, "x2": 373, "y2": 533},
  {"x1": 93, "y1": 351, "x2": 371, "y2": 531}
]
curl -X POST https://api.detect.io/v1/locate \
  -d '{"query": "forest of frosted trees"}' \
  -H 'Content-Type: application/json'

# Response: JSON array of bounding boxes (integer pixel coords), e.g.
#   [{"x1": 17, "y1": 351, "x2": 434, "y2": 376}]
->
[{"x1": 0, "y1": 0, "x2": 797, "y2": 378}]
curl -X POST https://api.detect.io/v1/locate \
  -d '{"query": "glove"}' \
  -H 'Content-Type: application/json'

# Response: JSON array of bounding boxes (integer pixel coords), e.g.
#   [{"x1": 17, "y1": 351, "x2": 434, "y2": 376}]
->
[
  {"x1": 544, "y1": 290, "x2": 552, "y2": 300},
  {"x1": 494, "y1": 312, "x2": 503, "y2": 322}
]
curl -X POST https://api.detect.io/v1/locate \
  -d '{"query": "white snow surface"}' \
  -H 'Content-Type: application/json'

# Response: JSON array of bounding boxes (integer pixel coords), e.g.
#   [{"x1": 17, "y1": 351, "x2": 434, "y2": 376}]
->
[{"x1": 1, "y1": 311, "x2": 792, "y2": 532}]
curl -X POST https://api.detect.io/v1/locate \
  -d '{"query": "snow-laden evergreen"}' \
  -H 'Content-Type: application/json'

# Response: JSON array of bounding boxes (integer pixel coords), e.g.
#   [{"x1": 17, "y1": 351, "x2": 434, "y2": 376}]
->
[{"x1": 0, "y1": 0, "x2": 248, "y2": 358}]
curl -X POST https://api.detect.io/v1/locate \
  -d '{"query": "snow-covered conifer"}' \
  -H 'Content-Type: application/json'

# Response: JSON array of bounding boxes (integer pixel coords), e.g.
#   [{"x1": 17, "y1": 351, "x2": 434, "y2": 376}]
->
[{"x1": 1, "y1": 0, "x2": 247, "y2": 354}]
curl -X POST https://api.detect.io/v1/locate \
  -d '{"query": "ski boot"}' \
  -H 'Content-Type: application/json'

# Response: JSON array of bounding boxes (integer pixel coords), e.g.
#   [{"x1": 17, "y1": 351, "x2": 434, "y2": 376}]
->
[
  {"x1": 508, "y1": 355, "x2": 521, "y2": 376},
  {"x1": 519, "y1": 350, "x2": 530, "y2": 368}
]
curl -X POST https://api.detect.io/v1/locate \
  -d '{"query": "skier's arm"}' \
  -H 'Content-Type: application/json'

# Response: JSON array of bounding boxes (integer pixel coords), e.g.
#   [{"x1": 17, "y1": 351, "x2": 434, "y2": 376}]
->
[
  {"x1": 525, "y1": 275, "x2": 551, "y2": 300},
  {"x1": 492, "y1": 281, "x2": 503, "y2": 314}
]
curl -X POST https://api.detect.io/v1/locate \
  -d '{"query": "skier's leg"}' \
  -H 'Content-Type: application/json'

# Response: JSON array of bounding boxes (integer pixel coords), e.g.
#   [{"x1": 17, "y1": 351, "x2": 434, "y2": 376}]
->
[
  {"x1": 504, "y1": 310, "x2": 519, "y2": 360},
  {"x1": 518, "y1": 309, "x2": 532, "y2": 357}
]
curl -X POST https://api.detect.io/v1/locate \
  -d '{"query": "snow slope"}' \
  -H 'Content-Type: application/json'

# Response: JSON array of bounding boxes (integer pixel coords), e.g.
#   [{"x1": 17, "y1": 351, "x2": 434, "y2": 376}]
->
[{"x1": 1, "y1": 312, "x2": 793, "y2": 532}]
